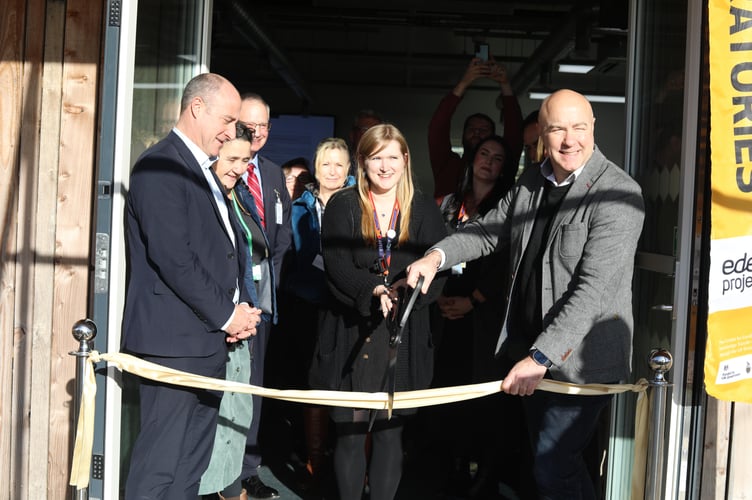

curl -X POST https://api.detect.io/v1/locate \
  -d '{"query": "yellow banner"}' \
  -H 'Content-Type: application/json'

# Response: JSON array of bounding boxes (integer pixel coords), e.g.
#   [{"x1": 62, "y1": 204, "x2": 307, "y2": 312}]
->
[{"x1": 706, "y1": 0, "x2": 752, "y2": 402}]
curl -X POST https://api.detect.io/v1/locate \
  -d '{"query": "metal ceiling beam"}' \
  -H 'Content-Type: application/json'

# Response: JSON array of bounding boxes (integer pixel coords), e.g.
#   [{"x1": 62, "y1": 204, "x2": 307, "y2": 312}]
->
[
  {"x1": 510, "y1": 4, "x2": 597, "y2": 95},
  {"x1": 225, "y1": 0, "x2": 313, "y2": 107}
]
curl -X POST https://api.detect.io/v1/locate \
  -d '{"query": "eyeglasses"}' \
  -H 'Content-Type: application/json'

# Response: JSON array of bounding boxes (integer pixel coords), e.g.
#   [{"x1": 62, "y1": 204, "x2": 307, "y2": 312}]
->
[
  {"x1": 235, "y1": 123, "x2": 254, "y2": 140},
  {"x1": 243, "y1": 121, "x2": 271, "y2": 132}
]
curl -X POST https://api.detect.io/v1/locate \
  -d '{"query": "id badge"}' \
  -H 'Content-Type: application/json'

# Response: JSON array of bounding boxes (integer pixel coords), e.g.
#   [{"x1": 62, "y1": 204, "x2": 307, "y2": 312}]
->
[
  {"x1": 451, "y1": 262, "x2": 466, "y2": 275},
  {"x1": 252, "y1": 264, "x2": 262, "y2": 281},
  {"x1": 274, "y1": 190, "x2": 283, "y2": 225}
]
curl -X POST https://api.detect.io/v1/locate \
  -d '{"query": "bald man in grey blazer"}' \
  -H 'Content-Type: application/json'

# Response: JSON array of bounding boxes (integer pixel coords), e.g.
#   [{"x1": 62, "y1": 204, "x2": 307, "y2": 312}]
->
[{"x1": 407, "y1": 89, "x2": 644, "y2": 500}]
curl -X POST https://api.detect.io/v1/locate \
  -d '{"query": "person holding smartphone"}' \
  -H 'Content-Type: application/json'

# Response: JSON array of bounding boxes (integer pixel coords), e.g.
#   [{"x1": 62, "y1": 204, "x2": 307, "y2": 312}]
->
[{"x1": 427, "y1": 52, "x2": 524, "y2": 200}]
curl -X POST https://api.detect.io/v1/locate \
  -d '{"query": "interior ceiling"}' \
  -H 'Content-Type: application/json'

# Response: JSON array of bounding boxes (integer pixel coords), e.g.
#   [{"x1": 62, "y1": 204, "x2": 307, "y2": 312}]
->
[{"x1": 210, "y1": 0, "x2": 629, "y2": 108}]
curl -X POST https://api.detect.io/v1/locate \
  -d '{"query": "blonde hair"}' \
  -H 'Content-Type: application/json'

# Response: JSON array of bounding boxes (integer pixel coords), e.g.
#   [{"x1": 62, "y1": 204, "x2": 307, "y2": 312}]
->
[
  {"x1": 355, "y1": 124, "x2": 414, "y2": 246},
  {"x1": 314, "y1": 137, "x2": 350, "y2": 174}
]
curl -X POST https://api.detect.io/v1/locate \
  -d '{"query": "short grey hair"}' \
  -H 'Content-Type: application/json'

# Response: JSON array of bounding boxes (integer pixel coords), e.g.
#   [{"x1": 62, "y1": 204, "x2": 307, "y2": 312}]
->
[
  {"x1": 240, "y1": 92, "x2": 271, "y2": 116},
  {"x1": 180, "y1": 73, "x2": 228, "y2": 112}
]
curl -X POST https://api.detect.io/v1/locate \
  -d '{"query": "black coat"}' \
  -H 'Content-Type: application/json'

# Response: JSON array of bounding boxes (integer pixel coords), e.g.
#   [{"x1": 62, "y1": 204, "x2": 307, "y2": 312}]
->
[
  {"x1": 309, "y1": 187, "x2": 447, "y2": 404},
  {"x1": 122, "y1": 131, "x2": 251, "y2": 358}
]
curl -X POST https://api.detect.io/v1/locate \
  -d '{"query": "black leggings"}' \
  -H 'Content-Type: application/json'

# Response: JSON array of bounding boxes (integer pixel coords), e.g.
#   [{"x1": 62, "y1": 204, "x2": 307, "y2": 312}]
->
[{"x1": 333, "y1": 413, "x2": 404, "y2": 500}]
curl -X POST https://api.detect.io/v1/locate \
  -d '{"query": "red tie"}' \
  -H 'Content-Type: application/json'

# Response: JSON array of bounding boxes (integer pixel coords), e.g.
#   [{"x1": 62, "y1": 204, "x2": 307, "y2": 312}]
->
[{"x1": 246, "y1": 165, "x2": 266, "y2": 228}]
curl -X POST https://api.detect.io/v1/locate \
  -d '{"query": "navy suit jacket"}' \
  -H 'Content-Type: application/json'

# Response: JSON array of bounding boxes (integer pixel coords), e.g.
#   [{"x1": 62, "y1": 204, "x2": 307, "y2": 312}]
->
[
  {"x1": 122, "y1": 131, "x2": 252, "y2": 358},
  {"x1": 251, "y1": 155, "x2": 292, "y2": 284}
]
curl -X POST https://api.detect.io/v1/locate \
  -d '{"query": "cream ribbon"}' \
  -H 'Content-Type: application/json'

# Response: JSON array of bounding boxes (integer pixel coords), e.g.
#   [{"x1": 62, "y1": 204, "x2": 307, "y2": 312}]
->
[{"x1": 70, "y1": 351, "x2": 650, "y2": 496}]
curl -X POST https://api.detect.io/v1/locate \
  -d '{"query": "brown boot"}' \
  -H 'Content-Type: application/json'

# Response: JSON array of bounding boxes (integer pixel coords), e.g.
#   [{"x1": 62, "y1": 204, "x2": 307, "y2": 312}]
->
[
  {"x1": 304, "y1": 406, "x2": 330, "y2": 479},
  {"x1": 218, "y1": 488, "x2": 248, "y2": 500}
]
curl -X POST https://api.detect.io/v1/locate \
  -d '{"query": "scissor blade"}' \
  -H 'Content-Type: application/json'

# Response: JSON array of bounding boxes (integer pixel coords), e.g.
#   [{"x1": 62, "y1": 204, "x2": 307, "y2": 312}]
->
[
  {"x1": 386, "y1": 349, "x2": 398, "y2": 419},
  {"x1": 386, "y1": 276, "x2": 424, "y2": 419}
]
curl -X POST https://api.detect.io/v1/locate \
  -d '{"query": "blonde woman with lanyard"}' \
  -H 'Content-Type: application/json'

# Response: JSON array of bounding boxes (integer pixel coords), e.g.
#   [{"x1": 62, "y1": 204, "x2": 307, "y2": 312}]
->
[
  {"x1": 201, "y1": 125, "x2": 276, "y2": 500},
  {"x1": 309, "y1": 124, "x2": 447, "y2": 500}
]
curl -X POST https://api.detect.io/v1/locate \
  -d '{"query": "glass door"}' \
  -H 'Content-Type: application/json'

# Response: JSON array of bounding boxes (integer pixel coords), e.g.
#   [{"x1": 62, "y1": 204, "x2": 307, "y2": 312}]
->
[
  {"x1": 104, "y1": 1, "x2": 213, "y2": 498},
  {"x1": 607, "y1": 0, "x2": 702, "y2": 498}
]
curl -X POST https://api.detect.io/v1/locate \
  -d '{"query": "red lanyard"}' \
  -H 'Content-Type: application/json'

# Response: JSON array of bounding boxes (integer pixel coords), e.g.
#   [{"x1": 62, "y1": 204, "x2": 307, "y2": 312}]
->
[
  {"x1": 457, "y1": 202, "x2": 467, "y2": 228},
  {"x1": 369, "y1": 191, "x2": 400, "y2": 284}
]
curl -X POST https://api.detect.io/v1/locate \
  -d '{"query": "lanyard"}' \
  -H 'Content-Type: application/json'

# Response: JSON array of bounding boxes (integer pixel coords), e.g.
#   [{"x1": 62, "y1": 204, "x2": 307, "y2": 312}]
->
[
  {"x1": 369, "y1": 191, "x2": 399, "y2": 284},
  {"x1": 456, "y1": 202, "x2": 467, "y2": 229},
  {"x1": 316, "y1": 197, "x2": 326, "y2": 253},
  {"x1": 230, "y1": 191, "x2": 253, "y2": 259}
]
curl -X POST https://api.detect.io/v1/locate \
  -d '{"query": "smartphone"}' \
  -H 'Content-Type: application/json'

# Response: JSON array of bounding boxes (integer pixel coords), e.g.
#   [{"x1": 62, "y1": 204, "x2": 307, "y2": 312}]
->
[{"x1": 475, "y1": 43, "x2": 489, "y2": 62}]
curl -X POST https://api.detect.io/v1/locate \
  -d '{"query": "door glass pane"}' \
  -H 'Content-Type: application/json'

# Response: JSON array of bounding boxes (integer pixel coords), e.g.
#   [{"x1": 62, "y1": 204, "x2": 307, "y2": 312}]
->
[
  {"x1": 631, "y1": 0, "x2": 686, "y2": 378},
  {"x1": 608, "y1": 1, "x2": 688, "y2": 498},
  {"x1": 121, "y1": 0, "x2": 207, "y2": 493},
  {"x1": 129, "y1": 0, "x2": 204, "y2": 164}
]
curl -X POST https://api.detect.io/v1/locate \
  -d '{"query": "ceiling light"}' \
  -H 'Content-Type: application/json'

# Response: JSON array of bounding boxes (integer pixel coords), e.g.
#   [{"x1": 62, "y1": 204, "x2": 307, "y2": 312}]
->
[
  {"x1": 557, "y1": 63, "x2": 595, "y2": 74},
  {"x1": 528, "y1": 92, "x2": 625, "y2": 104}
]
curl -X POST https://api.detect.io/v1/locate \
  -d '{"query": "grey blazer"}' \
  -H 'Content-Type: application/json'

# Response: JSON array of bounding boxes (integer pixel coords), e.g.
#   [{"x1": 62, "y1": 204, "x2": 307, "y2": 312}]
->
[{"x1": 437, "y1": 147, "x2": 645, "y2": 384}]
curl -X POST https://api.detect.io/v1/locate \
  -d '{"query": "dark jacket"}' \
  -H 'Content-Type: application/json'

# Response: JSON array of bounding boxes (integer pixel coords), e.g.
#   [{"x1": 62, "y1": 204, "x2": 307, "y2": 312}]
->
[
  {"x1": 232, "y1": 180, "x2": 278, "y2": 324},
  {"x1": 252, "y1": 155, "x2": 293, "y2": 285},
  {"x1": 309, "y1": 187, "x2": 447, "y2": 398},
  {"x1": 122, "y1": 131, "x2": 251, "y2": 358},
  {"x1": 285, "y1": 176, "x2": 356, "y2": 305}
]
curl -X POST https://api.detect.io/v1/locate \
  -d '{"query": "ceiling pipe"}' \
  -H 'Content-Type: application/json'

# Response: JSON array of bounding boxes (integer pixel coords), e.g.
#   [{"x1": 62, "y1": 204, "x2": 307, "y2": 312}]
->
[
  {"x1": 510, "y1": 4, "x2": 596, "y2": 96},
  {"x1": 225, "y1": 0, "x2": 314, "y2": 107}
]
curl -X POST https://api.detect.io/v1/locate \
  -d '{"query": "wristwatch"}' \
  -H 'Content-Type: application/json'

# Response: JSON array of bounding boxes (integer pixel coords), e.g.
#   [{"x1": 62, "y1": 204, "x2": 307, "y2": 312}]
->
[{"x1": 529, "y1": 347, "x2": 553, "y2": 368}]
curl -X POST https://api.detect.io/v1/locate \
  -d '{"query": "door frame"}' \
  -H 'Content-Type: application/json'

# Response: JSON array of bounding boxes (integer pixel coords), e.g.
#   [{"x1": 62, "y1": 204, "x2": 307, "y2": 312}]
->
[
  {"x1": 100, "y1": 1, "x2": 214, "y2": 498},
  {"x1": 605, "y1": 0, "x2": 703, "y2": 498}
]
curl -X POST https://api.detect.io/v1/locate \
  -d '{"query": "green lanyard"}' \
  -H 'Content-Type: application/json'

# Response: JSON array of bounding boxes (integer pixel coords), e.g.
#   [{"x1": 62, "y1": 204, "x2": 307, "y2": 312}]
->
[{"x1": 230, "y1": 191, "x2": 253, "y2": 259}]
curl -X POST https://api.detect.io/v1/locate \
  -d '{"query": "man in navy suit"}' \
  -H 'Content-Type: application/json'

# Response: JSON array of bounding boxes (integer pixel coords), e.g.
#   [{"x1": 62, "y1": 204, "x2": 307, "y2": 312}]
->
[
  {"x1": 236, "y1": 93, "x2": 292, "y2": 499},
  {"x1": 122, "y1": 73, "x2": 262, "y2": 500}
]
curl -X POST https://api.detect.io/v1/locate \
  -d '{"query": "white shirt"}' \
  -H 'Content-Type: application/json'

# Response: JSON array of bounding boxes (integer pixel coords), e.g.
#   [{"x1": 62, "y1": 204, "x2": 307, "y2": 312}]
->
[
  {"x1": 172, "y1": 128, "x2": 236, "y2": 247},
  {"x1": 540, "y1": 157, "x2": 585, "y2": 187}
]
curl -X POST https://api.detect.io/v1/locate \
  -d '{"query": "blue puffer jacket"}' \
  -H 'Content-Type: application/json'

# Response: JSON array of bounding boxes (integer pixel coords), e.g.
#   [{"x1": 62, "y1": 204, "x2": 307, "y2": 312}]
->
[{"x1": 286, "y1": 176, "x2": 355, "y2": 304}]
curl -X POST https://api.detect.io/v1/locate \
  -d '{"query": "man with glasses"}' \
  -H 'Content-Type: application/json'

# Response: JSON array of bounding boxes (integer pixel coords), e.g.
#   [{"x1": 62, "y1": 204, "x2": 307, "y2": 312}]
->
[{"x1": 236, "y1": 93, "x2": 292, "y2": 499}]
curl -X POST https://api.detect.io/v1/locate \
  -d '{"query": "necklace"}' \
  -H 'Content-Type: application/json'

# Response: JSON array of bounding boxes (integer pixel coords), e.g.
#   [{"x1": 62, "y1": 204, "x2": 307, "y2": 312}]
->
[{"x1": 230, "y1": 191, "x2": 251, "y2": 216}]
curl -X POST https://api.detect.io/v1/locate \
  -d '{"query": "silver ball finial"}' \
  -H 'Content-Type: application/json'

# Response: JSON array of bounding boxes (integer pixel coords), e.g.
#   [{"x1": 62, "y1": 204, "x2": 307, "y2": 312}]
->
[
  {"x1": 71, "y1": 318, "x2": 97, "y2": 342},
  {"x1": 648, "y1": 348, "x2": 672, "y2": 384}
]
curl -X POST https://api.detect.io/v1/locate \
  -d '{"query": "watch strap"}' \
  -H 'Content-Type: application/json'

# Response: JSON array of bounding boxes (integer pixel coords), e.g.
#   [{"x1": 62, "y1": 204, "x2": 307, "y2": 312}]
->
[{"x1": 530, "y1": 348, "x2": 553, "y2": 368}]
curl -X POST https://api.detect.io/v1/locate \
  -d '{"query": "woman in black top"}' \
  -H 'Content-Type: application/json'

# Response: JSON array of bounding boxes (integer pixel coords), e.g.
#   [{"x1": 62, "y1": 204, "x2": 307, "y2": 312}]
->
[{"x1": 309, "y1": 124, "x2": 447, "y2": 500}]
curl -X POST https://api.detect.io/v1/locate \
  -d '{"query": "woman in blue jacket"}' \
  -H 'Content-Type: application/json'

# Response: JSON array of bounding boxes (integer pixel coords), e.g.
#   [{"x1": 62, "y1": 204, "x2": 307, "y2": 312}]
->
[{"x1": 283, "y1": 137, "x2": 354, "y2": 487}]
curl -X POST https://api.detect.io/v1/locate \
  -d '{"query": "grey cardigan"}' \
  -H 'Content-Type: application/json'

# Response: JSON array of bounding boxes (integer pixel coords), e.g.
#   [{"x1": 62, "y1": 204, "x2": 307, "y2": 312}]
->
[{"x1": 436, "y1": 147, "x2": 645, "y2": 384}]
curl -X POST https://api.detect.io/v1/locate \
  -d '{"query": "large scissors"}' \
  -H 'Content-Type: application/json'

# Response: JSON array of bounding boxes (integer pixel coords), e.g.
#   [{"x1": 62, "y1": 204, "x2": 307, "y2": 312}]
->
[{"x1": 369, "y1": 276, "x2": 424, "y2": 430}]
